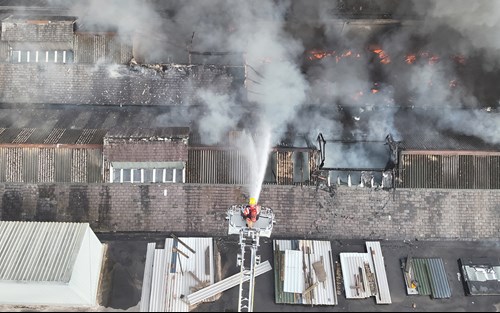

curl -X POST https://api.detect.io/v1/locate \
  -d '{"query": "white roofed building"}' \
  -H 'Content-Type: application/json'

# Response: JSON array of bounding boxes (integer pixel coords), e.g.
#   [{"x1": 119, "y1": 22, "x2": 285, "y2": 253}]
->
[{"x1": 0, "y1": 221, "x2": 104, "y2": 306}]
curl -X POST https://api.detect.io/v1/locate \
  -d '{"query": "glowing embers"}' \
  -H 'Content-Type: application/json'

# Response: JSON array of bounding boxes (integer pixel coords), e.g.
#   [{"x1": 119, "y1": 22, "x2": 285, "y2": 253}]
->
[
  {"x1": 370, "y1": 46, "x2": 391, "y2": 64},
  {"x1": 307, "y1": 49, "x2": 361, "y2": 62},
  {"x1": 307, "y1": 47, "x2": 467, "y2": 66}
]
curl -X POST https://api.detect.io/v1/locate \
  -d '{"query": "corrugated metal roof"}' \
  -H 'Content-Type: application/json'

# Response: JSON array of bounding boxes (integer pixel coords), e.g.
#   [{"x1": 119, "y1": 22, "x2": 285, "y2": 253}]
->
[
  {"x1": 274, "y1": 240, "x2": 337, "y2": 306},
  {"x1": 340, "y1": 253, "x2": 373, "y2": 299},
  {"x1": 0, "y1": 221, "x2": 88, "y2": 283},
  {"x1": 399, "y1": 153, "x2": 500, "y2": 189},
  {"x1": 426, "y1": 258, "x2": 452, "y2": 299},
  {"x1": 145, "y1": 237, "x2": 214, "y2": 312},
  {"x1": 283, "y1": 250, "x2": 303, "y2": 293},
  {"x1": 365, "y1": 241, "x2": 392, "y2": 304},
  {"x1": 105, "y1": 127, "x2": 190, "y2": 140},
  {"x1": 0, "y1": 128, "x2": 106, "y2": 145}
]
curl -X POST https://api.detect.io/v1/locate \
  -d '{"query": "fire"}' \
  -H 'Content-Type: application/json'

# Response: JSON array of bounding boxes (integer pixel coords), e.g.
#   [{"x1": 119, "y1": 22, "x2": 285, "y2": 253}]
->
[
  {"x1": 371, "y1": 48, "x2": 391, "y2": 64},
  {"x1": 307, "y1": 49, "x2": 361, "y2": 62},
  {"x1": 307, "y1": 49, "x2": 335, "y2": 60},
  {"x1": 307, "y1": 47, "x2": 467, "y2": 66},
  {"x1": 405, "y1": 54, "x2": 417, "y2": 64},
  {"x1": 453, "y1": 55, "x2": 466, "y2": 65}
]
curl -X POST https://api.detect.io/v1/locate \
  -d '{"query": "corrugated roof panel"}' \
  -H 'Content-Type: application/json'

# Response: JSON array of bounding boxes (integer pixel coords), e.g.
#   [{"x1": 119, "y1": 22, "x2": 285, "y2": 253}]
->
[
  {"x1": 58, "y1": 129, "x2": 84, "y2": 144},
  {"x1": 149, "y1": 249, "x2": 167, "y2": 312},
  {"x1": 0, "y1": 221, "x2": 88, "y2": 283},
  {"x1": 76, "y1": 129, "x2": 97, "y2": 144},
  {"x1": 340, "y1": 253, "x2": 373, "y2": 299},
  {"x1": 147, "y1": 238, "x2": 214, "y2": 312},
  {"x1": 89, "y1": 129, "x2": 107, "y2": 144},
  {"x1": 427, "y1": 258, "x2": 452, "y2": 299},
  {"x1": 44, "y1": 128, "x2": 65, "y2": 144},
  {"x1": 412, "y1": 258, "x2": 432, "y2": 296},
  {"x1": 140, "y1": 242, "x2": 156, "y2": 312},
  {"x1": 166, "y1": 238, "x2": 214, "y2": 312},
  {"x1": 284, "y1": 250, "x2": 303, "y2": 293},
  {"x1": 0, "y1": 128, "x2": 22, "y2": 144},
  {"x1": 12, "y1": 128, "x2": 36, "y2": 144},
  {"x1": 274, "y1": 240, "x2": 337, "y2": 306},
  {"x1": 25, "y1": 128, "x2": 53, "y2": 144},
  {"x1": 186, "y1": 261, "x2": 272, "y2": 306},
  {"x1": 310, "y1": 240, "x2": 337, "y2": 306},
  {"x1": 365, "y1": 241, "x2": 392, "y2": 304}
]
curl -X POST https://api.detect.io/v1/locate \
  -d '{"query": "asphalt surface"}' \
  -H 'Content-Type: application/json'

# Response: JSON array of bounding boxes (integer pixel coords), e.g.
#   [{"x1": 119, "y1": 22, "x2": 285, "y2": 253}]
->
[{"x1": 97, "y1": 235, "x2": 500, "y2": 312}]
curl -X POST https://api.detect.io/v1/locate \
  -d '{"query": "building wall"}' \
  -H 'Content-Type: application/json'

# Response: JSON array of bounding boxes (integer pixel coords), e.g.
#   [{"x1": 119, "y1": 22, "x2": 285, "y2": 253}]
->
[
  {"x1": 74, "y1": 33, "x2": 132, "y2": 64},
  {"x1": 1, "y1": 21, "x2": 74, "y2": 43},
  {"x1": 0, "y1": 184, "x2": 498, "y2": 240},
  {"x1": 0, "y1": 63, "x2": 241, "y2": 105},
  {"x1": 104, "y1": 141, "x2": 188, "y2": 162},
  {"x1": 0, "y1": 147, "x2": 102, "y2": 183}
]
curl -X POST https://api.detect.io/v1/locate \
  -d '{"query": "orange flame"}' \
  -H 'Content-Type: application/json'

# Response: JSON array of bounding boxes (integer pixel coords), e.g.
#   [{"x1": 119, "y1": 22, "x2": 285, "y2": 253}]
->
[
  {"x1": 372, "y1": 48, "x2": 391, "y2": 64},
  {"x1": 405, "y1": 54, "x2": 417, "y2": 64}
]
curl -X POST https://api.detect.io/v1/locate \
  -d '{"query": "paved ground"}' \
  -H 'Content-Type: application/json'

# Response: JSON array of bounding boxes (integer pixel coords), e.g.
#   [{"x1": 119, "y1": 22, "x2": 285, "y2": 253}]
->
[
  {"x1": 94, "y1": 234, "x2": 500, "y2": 312},
  {"x1": 2, "y1": 235, "x2": 499, "y2": 312}
]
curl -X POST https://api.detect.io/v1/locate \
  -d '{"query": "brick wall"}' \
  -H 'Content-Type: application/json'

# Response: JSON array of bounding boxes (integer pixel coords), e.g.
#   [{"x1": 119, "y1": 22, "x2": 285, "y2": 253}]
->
[
  {"x1": 0, "y1": 64, "x2": 241, "y2": 105},
  {"x1": 0, "y1": 184, "x2": 498, "y2": 240}
]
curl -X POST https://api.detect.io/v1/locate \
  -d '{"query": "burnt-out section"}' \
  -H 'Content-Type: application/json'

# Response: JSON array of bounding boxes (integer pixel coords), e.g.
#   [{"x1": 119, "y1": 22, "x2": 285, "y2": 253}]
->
[
  {"x1": 98, "y1": 184, "x2": 111, "y2": 229},
  {"x1": 138, "y1": 185, "x2": 150, "y2": 213},
  {"x1": 35, "y1": 184, "x2": 57, "y2": 221},
  {"x1": 68, "y1": 185, "x2": 89, "y2": 221},
  {"x1": 1, "y1": 188, "x2": 22, "y2": 220}
]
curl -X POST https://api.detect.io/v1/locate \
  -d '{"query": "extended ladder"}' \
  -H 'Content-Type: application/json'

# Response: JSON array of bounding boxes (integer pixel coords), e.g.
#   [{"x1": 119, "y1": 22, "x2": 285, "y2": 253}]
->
[{"x1": 237, "y1": 228, "x2": 261, "y2": 312}]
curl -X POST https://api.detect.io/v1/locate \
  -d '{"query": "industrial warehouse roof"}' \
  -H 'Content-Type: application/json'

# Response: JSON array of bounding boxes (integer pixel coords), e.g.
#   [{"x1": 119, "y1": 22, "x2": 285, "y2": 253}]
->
[
  {"x1": 0, "y1": 128, "x2": 106, "y2": 145},
  {"x1": 0, "y1": 221, "x2": 88, "y2": 282},
  {"x1": 105, "y1": 127, "x2": 190, "y2": 140},
  {"x1": 0, "y1": 63, "x2": 244, "y2": 106},
  {"x1": 2, "y1": 15, "x2": 76, "y2": 22}
]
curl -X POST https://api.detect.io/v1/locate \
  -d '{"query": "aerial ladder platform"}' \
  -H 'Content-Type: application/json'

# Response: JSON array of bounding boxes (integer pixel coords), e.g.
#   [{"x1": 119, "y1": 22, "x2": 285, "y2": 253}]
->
[{"x1": 226, "y1": 205, "x2": 275, "y2": 312}]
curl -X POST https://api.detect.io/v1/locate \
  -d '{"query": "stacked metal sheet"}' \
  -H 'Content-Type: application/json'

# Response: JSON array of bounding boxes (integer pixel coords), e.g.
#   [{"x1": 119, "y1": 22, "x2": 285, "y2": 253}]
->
[
  {"x1": 402, "y1": 257, "x2": 451, "y2": 299},
  {"x1": 273, "y1": 239, "x2": 337, "y2": 306},
  {"x1": 460, "y1": 258, "x2": 500, "y2": 296},
  {"x1": 140, "y1": 237, "x2": 214, "y2": 312},
  {"x1": 339, "y1": 241, "x2": 392, "y2": 304}
]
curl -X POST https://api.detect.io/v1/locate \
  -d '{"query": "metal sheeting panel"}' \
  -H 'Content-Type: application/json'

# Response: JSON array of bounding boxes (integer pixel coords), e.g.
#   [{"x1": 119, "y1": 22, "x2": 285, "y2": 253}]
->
[
  {"x1": 146, "y1": 238, "x2": 214, "y2": 312},
  {"x1": 283, "y1": 250, "x2": 303, "y2": 293},
  {"x1": 412, "y1": 258, "x2": 432, "y2": 296},
  {"x1": 187, "y1": 149, "x2": 251, "y2": 184},
  {"x1": 426, "y1": 258, "x2": 452, "y2": 299},
  {"x1": 5, "y1": 148, "x2": 22, "y2": 182},
  {"x1": 71, "y1": 149, "x2": 87, "y2": 183},
  {"x1": 22, "y1": 147, "x2": 38, "y2": 183},
  {"x1": 149, "y1": 248, "x2": 167, "y2": 312},
  {"x1": 140, "y1": 242, "x2": 156, "y2": 312},
  {"x1": 165, "y1": 238, "x2": 214, "y2": 312},
  {"x1": 55, "y1": 148, "x2": 72, "y2": 182},
  {"x1": 0, "y1": 221, "x2": 88, "y2": 282},
  {"x1": 86, "y1": 149, "x2": 103, "y2": 183},
  {"x1": 276, "y1": 151, "x2": 293, "y2": 185},
  {"x1": 340, "y1": 253, "x2": 373, "y2": 299},
  {"x1": 0, "y1": 147, "x2": 102, "y2": 183},
  {"x1": 274, "y1": 240, "x2": 337, "y2": 306},
  {"x1": 186, "y1": 261, "x2": 272, "y2": 306},
  {"x1": 399, "y1": 153, "x2": 500, "y2": 189},
  {"x1": 365, "y1": 241, "x2": 392, "y2": 304}
]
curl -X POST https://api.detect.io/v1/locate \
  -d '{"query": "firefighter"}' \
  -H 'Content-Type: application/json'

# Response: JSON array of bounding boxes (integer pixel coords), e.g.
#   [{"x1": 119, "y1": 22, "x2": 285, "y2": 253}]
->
[{"x1": 242, "y1": 197, "x2": 261, "y2": 228}]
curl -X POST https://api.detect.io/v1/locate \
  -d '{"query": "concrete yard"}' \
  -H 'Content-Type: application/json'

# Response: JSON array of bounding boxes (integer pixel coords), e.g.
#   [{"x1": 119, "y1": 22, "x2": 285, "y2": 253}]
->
[
  {"x1": 1, "y1": 235, "x2": 499, "y2": 312},
  {"x1": 98, "y1": 235, "x2": 500, "y2": 312}
]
